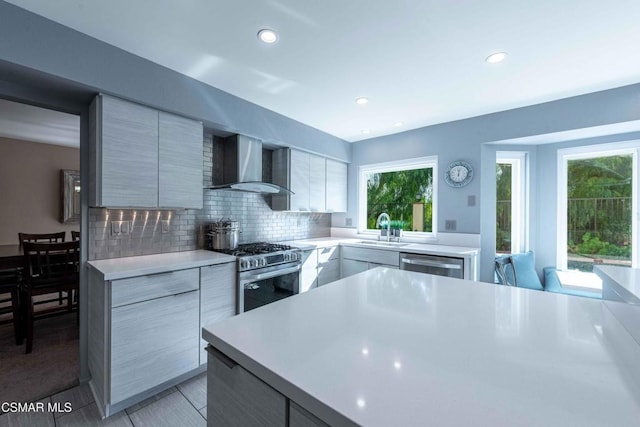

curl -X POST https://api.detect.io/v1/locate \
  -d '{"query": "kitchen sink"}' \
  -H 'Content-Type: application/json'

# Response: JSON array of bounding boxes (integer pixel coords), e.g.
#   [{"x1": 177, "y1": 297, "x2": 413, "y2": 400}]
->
[{"x1": 356, "y1": 240, "x2": 409, "y2": 247}]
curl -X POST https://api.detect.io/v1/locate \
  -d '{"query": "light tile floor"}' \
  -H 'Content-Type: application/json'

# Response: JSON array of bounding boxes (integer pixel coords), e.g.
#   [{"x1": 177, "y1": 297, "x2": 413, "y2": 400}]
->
[{"x1": 0, "y1": 372, "x2": 207, "y2": 427}]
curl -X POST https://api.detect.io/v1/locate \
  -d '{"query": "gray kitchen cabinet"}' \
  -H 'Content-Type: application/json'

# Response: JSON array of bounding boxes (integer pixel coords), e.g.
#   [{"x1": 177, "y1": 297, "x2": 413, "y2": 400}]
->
[
  {"x1": 272, "y1": 148, "x2": 346, "y2": 213},
  {"x1": 300, "y1": 249, "x2": 318, "y2": 292},
  {"x1": 90, "y1": 94, "x2": 159, "y2": 208},
  {"x1": 290, "y1": 401, "x2": 329, "y2": 427},
  {"x1": 341, "y1": 258, "x2": 369, "y2": 278},
  {"x1": 90, "y1": 94, "x2": 203, "y2": 209},
  {"x1": 317, "y1": 246, "x2": 340, "y2": 286},
  {"x1": 158, "y1": 112, "x2": 204, "y2": 209},
  {"x1": 88, "y1": 267, "x2": 202, "y2": 417},
  {"x1": 341, "y1": 246, "x2": 400, "y2": 279},
  {"x1": 325, "y1": 159, "x2": 347, "y2": 212},
  {"x1": 309, "y1": 154, "x2": 326, "y2": 212},
  {"x1": 111, "y1": 289, "x2": 199, "y2": 403},
  {"x1": 200, "y1": 262, "x2": 236, "y2": 364},
  {"x1": 207, "y1": 347, "x2": 286, "y2": 426},
  {"x1": 291, "y1": 149, "x2": 311, "y2": 211}
]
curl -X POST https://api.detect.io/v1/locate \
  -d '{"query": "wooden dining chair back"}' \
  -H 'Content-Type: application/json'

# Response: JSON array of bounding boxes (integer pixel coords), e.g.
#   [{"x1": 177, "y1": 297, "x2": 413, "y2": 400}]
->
[
  {"x1": 0, "y1": 269, "x2": 22, "y2": 345},
  {"x1": 22, "y1": 240, "x2": 79, "y2": 353},
  {"x1": 495, "y1": 255, "x2": 518, "y2": 287},
  {"x1": 19, "y1": 232, "x2": 68, "y2": 304},
  {"x1": 18, "y1": 232, "x2": 66, "y2": 249},
  {"x1": 71, "y1": 231, "x2": 80, "y2": 241}
]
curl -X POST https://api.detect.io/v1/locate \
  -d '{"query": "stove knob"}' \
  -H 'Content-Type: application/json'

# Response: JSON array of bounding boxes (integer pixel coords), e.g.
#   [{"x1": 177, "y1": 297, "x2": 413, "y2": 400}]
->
[
  {"x1": 251, "y1": 259, "x2": 258, "y2": 268},
  {"x1": 261, "y1": 258, "x2": 267, "y2": 267},
  {"x1": 284, "y1": 253, "x2": 290, "y2": 262},
  {"x1": 295, "y1": 252, "x2": 301, "y2": 260},
  {"x1": 240, "y1": 260, "x2": 247, "y2": 270}
]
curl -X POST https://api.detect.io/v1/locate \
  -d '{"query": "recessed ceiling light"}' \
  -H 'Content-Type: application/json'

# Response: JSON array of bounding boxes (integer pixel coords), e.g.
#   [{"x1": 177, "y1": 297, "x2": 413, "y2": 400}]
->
[
  {"x1": 355, "y1": 97, "x2": 369, "y2": 105},
  {"x1": 361, "y1": 129, "x2": 370, "y2": 134},
  {"x1": 394, "y1": 121, "x2": 404, "y2": 127},
  {"x1": 485, "y1": 52, "x2": 507, "y2": 64},
  {"x1": 257, "y1": 29, "x2": 278, "y2": 44}
]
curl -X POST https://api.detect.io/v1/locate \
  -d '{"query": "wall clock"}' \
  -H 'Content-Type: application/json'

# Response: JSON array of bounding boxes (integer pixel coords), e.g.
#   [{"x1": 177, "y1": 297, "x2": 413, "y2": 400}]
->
[{"x1": 444, "y1": 160, "x2": 473, "y2": 188}]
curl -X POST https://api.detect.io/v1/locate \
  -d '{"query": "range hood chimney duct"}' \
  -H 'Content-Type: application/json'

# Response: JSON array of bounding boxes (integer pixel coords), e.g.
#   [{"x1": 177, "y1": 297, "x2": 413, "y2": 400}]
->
[{"x1": 208, "y1": 134, "x2": 292, "y2": 194}]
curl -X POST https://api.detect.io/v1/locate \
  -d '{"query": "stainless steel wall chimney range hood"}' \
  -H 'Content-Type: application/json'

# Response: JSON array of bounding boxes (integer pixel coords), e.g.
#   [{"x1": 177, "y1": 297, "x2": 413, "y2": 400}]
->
[{"x1": 208, "y1": 134, "x2": 292, "y2": 194}]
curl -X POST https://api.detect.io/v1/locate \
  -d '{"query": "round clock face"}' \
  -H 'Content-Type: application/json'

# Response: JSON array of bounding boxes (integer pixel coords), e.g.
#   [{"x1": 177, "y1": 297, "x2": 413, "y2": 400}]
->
[{"x1": 444, "y1": 161, "x2": 473, "y2": 187}]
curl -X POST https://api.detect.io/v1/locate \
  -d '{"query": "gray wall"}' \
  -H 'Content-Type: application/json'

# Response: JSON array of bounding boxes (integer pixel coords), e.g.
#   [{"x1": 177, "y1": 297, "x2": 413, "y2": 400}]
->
[
  {"x1": 348, "y1": 84, "x2": 640, "y2": 282},
  {"x1": 0, "y1": 1, "x2": 350, "y2": 162}
]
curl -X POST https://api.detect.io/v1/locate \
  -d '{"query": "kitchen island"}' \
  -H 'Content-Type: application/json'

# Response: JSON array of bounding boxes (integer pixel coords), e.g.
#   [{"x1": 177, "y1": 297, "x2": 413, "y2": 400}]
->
[{"x1": 203, "y1": 268, "x2": 640, "y2": 426}]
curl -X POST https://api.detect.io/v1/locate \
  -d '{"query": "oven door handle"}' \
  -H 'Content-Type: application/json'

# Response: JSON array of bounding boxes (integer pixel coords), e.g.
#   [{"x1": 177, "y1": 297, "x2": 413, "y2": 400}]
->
[{"x1": 241, "y1": 264, "x2": 301, "y2": 283}]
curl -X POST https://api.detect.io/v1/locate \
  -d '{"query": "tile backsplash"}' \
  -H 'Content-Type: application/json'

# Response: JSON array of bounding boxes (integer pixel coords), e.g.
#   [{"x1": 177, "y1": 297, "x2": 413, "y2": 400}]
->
[{"x1": 88, "y1": 135, "x2": 331, "y2": 260}]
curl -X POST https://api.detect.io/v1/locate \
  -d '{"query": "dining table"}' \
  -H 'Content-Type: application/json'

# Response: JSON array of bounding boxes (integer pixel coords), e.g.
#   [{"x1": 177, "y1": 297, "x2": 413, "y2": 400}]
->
[{"x1": 0, "y1": 244, "x2": 23, "y2": 270}]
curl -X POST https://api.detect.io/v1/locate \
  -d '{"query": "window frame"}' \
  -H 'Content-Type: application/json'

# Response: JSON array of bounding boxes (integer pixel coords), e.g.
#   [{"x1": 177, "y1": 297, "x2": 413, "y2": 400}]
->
[
  {"x1": 496, "y1": 151, "x2": 529, "y2": 254},
  {"x1": 357, "y1": 156, "x2": 438, "y2": 237},
  {"x1": 556, "y1": 141, "x2": 640, "y2": 270}
]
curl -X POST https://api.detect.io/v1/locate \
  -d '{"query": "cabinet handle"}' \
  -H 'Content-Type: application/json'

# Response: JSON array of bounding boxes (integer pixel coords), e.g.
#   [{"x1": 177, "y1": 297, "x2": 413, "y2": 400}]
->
[{"x1": 207, "y1": 346, "x2": 238, "y2": 369}]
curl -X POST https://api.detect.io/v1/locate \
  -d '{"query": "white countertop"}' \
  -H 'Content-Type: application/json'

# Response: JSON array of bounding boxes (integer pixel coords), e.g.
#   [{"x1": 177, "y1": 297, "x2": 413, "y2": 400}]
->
[
  {"x1": 288, "y1": 237, "x2": 479, "y2": 257},
  {"x1": 87, "y1": 250, "x2": 236, "y2": 280},
  {"x1": 596, "y1": 265, "x2": 640, "y2": 304},
  {"x1": 203, "y1": 268, "x2": 640, "y2": 426}
]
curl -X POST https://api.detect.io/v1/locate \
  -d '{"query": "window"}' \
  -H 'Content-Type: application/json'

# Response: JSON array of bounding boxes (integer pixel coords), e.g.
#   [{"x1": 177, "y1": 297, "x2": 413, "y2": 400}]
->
[
  {"x1": 358, "y1": 157, "x2": 437, "y2": 236},
  {"x1": 496, "y1": 152, "x2": 528, "y2": 254},
  {"x1": 558, "y1": 142, "x2": 639, "y2": 271}
]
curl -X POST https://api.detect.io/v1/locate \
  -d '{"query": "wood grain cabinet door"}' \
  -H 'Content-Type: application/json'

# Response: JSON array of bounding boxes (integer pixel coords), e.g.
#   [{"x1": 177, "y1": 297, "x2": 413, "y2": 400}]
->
[
  {"x1": 200, "y1": 262, "x2": 236, "y2": 364},
  {"x1": 308, "y1": 154, "x2": 326, "y2": 212},
  {"x1": 110, "y1": 290, "x2": 199, "y2": 403},
  {"x1": 97, "y1": 95, "x2": 159, "y2": 207},
  {"x1": 325, "y1": 159, "x2": 347, "y2": 212},
  {"x1": 207, "y1": 348, "x2": 286, "y2": 426},
  {"x1": 158, "y1": 112, "x2": 203, "y2": 209}
]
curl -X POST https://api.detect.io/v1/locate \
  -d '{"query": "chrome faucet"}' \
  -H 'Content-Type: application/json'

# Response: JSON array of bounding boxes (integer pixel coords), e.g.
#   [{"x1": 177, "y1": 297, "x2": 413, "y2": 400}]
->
[{"x1": 376, "y1": 212, "x2": 391, "y2": 242}]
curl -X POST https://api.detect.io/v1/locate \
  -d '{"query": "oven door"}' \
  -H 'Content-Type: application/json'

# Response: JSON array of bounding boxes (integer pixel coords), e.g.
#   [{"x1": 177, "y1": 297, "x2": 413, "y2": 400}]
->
[{"x1": 238, "y1": 263, "x2": 301, "y2": 313}]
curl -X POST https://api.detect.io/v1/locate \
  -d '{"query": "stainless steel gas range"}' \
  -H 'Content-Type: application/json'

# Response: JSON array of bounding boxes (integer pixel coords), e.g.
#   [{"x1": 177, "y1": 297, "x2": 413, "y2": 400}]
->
[{"x1": 211, "y1": 242, "x2": 302, "y2": 313}]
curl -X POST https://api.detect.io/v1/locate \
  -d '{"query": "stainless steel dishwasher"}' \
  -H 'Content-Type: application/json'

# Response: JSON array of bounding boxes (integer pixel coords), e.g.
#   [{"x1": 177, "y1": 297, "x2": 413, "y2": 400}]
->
[{"x1": 399, "y1": 253, "x2": 464, "y2": 279}]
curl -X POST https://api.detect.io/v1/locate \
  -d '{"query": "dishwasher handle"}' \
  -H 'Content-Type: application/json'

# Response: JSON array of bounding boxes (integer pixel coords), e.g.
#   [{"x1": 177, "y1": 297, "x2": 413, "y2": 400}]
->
[{"x1": 400, "y1": 257, "x2": 462, "y2": 270}]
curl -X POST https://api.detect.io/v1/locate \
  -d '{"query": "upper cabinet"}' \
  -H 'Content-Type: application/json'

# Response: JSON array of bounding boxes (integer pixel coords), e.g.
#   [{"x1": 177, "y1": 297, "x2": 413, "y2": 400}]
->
[
  {"x1": 158, "y1": 112, "x2": 203, "y2": 208},
  {"x1": 271, "y1": 148, "x2": 347, "y2": 212},
  {"x1": 325, "y1": 159, "x2": 347, "y2": 212},
  {"x1": 90, "y1": 94, "x2": 203, "y2": 209}
]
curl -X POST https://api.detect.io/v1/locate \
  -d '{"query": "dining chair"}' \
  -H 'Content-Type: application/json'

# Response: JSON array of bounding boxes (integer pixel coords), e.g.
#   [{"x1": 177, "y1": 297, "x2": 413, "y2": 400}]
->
[
  {"x1": 0, "y1": 268, "x2": 22, "y2": 345},
  {"x1": 71, "y1": 230, "x2": 80, "y2": 241},
  {"x1": 19, "y1": 232, "x2": 67, "y2": 304},
  {"x1": 21, "y1": 241, "x2": 79, "y2": 354}
]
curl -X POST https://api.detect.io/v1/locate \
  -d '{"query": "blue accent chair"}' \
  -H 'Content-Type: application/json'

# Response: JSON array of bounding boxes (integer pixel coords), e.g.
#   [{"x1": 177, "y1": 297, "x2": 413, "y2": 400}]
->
[{"x1": 543, "y1": 267, "x2": 601, "y2": 299}]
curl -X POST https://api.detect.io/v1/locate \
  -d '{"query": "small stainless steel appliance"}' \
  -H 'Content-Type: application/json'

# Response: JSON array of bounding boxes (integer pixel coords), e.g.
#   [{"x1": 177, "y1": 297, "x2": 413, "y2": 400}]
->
[{"x1": 210, "y1": 242, "x2": 301, "y2": 313}]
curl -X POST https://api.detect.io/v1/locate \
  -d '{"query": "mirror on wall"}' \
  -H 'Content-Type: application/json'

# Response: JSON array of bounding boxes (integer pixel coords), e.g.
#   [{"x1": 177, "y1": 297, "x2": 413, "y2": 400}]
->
[{"x1": 61, "y1": 169, "x2": 80, "y2": 224}]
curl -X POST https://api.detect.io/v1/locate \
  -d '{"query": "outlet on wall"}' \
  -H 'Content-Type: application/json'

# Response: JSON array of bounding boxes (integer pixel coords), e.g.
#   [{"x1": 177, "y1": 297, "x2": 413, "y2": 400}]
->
[
  {"x1": 445, "y1": 220, "x2": 457, "y2": 231},
  {"x1": 111, "y1": 220, "x2": 130, "y2": 236},
  {"x1": 161, "y1": 220, "x2": 170, "y2": 234}
]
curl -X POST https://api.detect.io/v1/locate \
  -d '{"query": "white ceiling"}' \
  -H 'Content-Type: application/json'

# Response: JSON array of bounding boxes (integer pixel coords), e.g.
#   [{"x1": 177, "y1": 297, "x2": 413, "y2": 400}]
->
[
  {"x1": 6, "y1": 1, "x2": 640, "y2": 142},
  {"x1": 0, "y1": 98, "x2": 79, "y2": 147}
]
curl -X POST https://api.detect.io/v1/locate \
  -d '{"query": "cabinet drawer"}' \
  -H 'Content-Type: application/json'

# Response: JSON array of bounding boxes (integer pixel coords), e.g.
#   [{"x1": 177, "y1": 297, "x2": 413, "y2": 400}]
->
[
  {"x1": 341, "y1": 246, "x2": 399, "y2": 267},
  {"x1": 207, "y1": 347, "x2": 286, "y2": 426},
  {"x1": 317, "y1": 246, "x2": 339, "y2": 263},
  {"x1": 341, "y1": 259, "x2": 368, "y2": 278},
  {"x1": 111, "y1": 290, "x2": 199, "y2": 403},
  {"x1": 111, "y1": 268, "x2": 199, "y2": 308}
]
